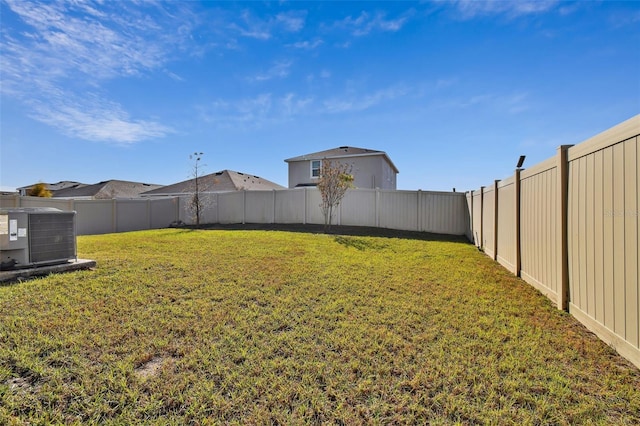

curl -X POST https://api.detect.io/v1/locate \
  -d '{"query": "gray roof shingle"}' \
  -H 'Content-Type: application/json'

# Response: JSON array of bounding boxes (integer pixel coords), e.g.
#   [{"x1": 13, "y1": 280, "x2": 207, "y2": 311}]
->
[
  {"x1": 141, "y1": 170, "x2": 284, "y2": 196},
  {"x1": 52, "y1": 180, "x2": 163, "y2": 199}
]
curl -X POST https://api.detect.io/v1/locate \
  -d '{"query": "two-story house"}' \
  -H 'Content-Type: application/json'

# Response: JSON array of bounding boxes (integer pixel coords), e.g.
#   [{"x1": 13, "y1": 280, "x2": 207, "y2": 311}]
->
[{"x1": 284, "y1": 146, "x2": 398, "y2": 190}]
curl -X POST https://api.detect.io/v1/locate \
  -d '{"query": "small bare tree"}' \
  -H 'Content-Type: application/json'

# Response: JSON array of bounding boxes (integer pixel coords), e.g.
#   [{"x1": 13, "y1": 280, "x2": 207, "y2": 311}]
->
[
  {"x1": 188, "y1": 152, "x2": 205, "y2": 225},
  {"x1": 317, "y1": 159, "x2": 354, "y2": 231}
]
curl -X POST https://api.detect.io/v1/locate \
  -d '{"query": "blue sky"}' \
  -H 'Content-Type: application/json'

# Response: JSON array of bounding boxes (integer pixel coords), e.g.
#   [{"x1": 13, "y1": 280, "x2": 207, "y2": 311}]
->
[{"x1": 1, "y1": 1, "x2": 639, "y2": 192}]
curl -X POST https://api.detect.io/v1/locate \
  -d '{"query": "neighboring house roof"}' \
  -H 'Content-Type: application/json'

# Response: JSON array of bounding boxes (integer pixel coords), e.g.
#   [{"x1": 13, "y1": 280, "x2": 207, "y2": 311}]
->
[
  {"x1": 284, "y1": 146, "x2": 399, "y2": 173},
  {"x1": 141, "y1": 170, "x2": 285, "y2": 196},
  {"x1": 53, "y1": 180, "x2": 163, "y2": 199},
  {"x1": 18, "y1": 181, "x2": 88, "y2": 193}
]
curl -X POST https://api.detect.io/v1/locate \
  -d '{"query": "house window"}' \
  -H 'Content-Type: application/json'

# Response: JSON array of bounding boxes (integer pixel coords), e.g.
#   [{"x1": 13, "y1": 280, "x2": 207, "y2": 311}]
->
[{"x1": 311, "y1": 160, "x2": 321, "y2": 178}]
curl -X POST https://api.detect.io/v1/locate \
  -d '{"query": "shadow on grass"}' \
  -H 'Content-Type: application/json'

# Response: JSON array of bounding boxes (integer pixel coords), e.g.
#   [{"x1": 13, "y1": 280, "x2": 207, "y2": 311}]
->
[{"x1": 176, "y1": 223, "x2": 472, "y2": 244}]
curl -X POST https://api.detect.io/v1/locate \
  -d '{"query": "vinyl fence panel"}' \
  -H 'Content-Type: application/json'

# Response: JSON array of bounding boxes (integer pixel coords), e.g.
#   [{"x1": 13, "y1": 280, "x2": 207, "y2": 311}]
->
[
  {"x1": 472, "y1": 190, "x2": 482, "y2": 246},
  {"x1": 482, "y1": 185, "x2": 496, "y2": 259},
  {"x1": 115, "y1": 200, "x2": 150, "y2": 233},
  {"x1": 340, "y1": 189, "x2": 377, "y2": 227},
  {"x1": 378, "y1": 190, "x2": 418, "y2": 231},
  {"x1": 519, "y1": 158, "x2": 559, "y2": 302},
  {"x1": 217, "y1": 192, "x2": 244, "y2": 224},
  {"x1": 150, "y1": 198, "x2": 180, "y2": 229},
  {"x1": 245, "y1": 190, "x2": 276, "y2": 224},
  {"x1": 496, "y1": 178, "x2": 516, "y2": 272},
  {"x1": 420, "y1": 191, "x2": 468, "y2": 235},
  {"x1": 567, "y1": 129, "x2": 639, "y2": 367},
  {"x1": 74, "y1": 200, "x2": 115, "y2": 234},
  {"x1": 277, "y1": 189, "x2": 306, "y2": 224}
]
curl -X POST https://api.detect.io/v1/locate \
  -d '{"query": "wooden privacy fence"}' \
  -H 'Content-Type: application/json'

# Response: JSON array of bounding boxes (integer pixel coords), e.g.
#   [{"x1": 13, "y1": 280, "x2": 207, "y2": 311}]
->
[
  {"x1": 0, "y1": 188, "x2": 469, "y2": 237},
  {"x1": 467, "y1": 114, "x2": 640, "y2": 369}
]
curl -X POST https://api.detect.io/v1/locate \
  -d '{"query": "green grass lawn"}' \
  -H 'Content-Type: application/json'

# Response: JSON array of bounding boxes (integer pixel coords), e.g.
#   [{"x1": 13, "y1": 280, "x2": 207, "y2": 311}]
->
[{"x1": 1, "y1": 228, "x2": 639, "y2": 425}]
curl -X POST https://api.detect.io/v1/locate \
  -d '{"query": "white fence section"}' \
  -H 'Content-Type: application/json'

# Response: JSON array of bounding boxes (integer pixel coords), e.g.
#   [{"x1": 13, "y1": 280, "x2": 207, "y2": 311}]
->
[{"x1": 0, "y1": 188, "x2": 469, "y2": 237}]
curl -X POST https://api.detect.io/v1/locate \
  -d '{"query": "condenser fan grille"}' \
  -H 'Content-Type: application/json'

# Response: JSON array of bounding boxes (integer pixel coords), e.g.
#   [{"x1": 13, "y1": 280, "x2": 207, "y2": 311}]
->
[{"x1": 28, "y1": 213, "x2": 76, "y2": 264}]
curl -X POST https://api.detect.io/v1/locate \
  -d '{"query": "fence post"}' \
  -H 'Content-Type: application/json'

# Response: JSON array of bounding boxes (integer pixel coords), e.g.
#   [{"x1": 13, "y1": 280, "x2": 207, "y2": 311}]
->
[
  {"x1": 479, "y1": 186, "x2": 485, "y2": 249},
  {"x1": 242, "y1": 190, "x2": 246, "y2": 225},
  {"x1": 272, "y1": 190, "x2": 276, "y2": 224},
  {"x1": 375, "y1": 189, "x2": 380, "y2": 228},
  {"x1": 112, "y1": 199, "x2": 117, "y2": 233},
  {"x1": 557, "y1": 145, "x2": 572, "y2": 311},
  {"x1": 493, "y1": 180, "x2": 499, "y2": 261},
  {"x1": 303, "y1": 188, "x2": 307, "y2": 225},
  {"x1": 468, "y1": 191, "x2": 474, "y2": 242},
  {"x1": 147, "y1": 198, "x2": 152, "y2": 230},
  {"x1": 417, "y1": 190, "x2": 422, "y2": 232},
  {"x1": 215, "y1": 194, "x2": 219, "y2": 224},
  {"x1": 514, "y1": 169, "x2": 522, "y2": 276}
]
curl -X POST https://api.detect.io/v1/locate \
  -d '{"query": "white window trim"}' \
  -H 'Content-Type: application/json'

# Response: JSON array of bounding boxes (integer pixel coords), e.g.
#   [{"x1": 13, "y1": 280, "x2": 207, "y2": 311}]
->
[{"x1": 310, "y1": 160, "x2": 321, "y2": 179}]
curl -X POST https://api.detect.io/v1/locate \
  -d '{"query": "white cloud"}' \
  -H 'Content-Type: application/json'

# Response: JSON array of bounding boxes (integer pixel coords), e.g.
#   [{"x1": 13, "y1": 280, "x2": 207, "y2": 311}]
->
[
  {"x1": 323, "y1": 85, "x2": 409, "y2": 113},
  {"x1": 281, "y1": 93, "x2": 314, "y2": 117},
  {"x1": 306, "y1": 70, "x2": 331, "y2": 83},
  {"x1": 29, "y1": 95, "x2": 172, "y2": 145},
  {"x1": 289, "y1": 39, "x2": 324, "y2": 50},
  {"x1": 276, "y1": 12, "x2": 306, "y2": 32},
  {"x1": 201, "y1": 84, "x2": 408, "y2": 126},
  {"x1": 334, "y1": 10, "x2": 412, "y2": 37},
  {"x1": 0, "y1": 0, "x2": 193, "y2": 143},
  {"x1": 231, "y1": 9, "x2": 306, "y2": 40},
  {"x1": 200, "y1": 93, "x2": 313, "y2": 127},
  {"x1": 437, "y1": 91, "x2": 530, "y2": 114},
  {"x1": 166, "y1": 71, "x2": 185, "y2": 82},
  {"x1": 435, "y1": 77, "x2": 458, "y2": 90},
  {"x1": 201, "y1": 94, "x2": 272, "y2": 126},
  {"x1": 451, "y1": 0, "x2": 559, "y2": 19},
  {"x1": 608, "y1": 9, "x2": 640, "y2": 28},
  {"x1": 250, "y1": 60, "x2": 293, "y2": 82}
]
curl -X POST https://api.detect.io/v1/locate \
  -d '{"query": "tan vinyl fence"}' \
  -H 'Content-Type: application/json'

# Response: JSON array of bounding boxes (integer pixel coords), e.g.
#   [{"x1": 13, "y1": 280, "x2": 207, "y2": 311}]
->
[
  {"x1": 0, "y1": 188, "x2": 469, "y2": 237},
  {"x1": 467, "y1": 114, "x2": 640, "y2": 369}
]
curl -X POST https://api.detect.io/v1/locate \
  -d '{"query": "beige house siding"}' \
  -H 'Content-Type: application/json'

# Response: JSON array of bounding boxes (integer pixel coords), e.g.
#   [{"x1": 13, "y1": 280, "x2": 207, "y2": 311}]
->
[{"x1": 285, "y1": 150, "x2": 397, "y2": 190}]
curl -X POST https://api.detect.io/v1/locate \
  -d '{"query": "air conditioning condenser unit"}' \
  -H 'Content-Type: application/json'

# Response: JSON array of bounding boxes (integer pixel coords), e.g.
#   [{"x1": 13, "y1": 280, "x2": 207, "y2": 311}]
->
[{"x1": 0, "y1": 208, "x2": 77, "y2": 270}]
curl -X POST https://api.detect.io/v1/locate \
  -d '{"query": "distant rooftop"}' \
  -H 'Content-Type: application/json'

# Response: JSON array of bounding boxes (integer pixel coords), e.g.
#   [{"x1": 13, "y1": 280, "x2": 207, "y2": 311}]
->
[
  {"x1": 17, "y1": 180, "x2": 162, "y2": 199},
  {"x1": 52, "y1": 180, "x2": 163, "y2": 199},
  {"x1": 141, "y1": 170, "x2": 285, "y2": 195},
  {"x1": 17, "y1": 181, "x2": 87, "y2": 193}
]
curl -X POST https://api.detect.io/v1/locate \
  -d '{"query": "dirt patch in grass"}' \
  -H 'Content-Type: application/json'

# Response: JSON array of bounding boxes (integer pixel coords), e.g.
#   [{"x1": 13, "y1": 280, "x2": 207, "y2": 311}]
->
[
  {"x1": 134, "y1": 356, "x2": 170, "y2": 379},
  {"x1": 5, "y1": 377, "x2": 40, "y2": 395}
]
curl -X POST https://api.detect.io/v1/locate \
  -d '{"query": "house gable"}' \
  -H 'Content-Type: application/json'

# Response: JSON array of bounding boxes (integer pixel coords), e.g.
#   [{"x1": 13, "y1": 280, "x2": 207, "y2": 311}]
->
[{"x1": 284, "y1": 146, "x2": 398, "y2": 189}]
